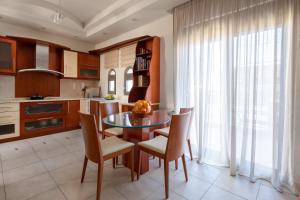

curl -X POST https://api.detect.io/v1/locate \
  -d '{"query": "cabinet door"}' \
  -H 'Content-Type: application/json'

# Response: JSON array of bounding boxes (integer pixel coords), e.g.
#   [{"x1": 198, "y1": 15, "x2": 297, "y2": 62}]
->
[
  {"x1": 66, "y1": 100, "x2": 80, "y2": 129},
  {"x1": 63, "y1": 50, "x2": 78, "y2": 78},
  {"x1": 0, "y1": 38, "x2": 16, "y2": 75},
  {"x1": 78, "y1": 66, "x2": 100, "y2": 80}
]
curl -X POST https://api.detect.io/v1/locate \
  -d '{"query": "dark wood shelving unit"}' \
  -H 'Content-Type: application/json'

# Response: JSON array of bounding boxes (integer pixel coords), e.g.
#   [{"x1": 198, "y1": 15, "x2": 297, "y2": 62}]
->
[{"x1": 128, "y1": 36, "x2": 160, "y2": 103}]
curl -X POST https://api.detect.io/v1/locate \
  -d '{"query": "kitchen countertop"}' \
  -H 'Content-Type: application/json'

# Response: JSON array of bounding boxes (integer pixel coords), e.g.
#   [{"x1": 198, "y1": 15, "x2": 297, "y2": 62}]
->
[{"x1": 0, "y1": 97, "x2": 111, "y2": 104}]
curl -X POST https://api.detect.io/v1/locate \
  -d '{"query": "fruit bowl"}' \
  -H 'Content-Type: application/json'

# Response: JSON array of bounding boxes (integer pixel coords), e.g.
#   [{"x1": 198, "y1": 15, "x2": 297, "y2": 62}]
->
[{"x1": 132, "y1": 100, "x2": 152, "y2": 117}]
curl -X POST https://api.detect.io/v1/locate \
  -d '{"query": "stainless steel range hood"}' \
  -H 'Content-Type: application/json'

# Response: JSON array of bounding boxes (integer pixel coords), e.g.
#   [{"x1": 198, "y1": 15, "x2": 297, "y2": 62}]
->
[{"x1": 18, "y1": 44, "x2": 64, "y2": 76}]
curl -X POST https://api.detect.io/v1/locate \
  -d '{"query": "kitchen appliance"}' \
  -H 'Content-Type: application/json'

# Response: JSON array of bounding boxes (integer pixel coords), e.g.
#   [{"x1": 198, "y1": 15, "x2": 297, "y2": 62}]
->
[
  {"x1": 29, "y1": 95, "x2": 45, "y2": 100},
  {"x1": 17, "y1": 44, "x2": 64, "y2": 76}
]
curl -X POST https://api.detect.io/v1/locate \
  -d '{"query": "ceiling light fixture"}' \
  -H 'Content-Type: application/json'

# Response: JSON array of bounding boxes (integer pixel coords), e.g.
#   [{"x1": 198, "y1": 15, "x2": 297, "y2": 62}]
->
[{"x1": 52, "y1": 0, "x2": 64, "y2": 24}]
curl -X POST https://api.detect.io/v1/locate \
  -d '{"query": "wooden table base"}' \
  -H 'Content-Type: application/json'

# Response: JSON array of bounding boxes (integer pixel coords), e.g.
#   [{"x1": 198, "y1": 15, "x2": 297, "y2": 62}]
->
[{"x1": 122, "y1": 127, "x2": 153, "y2": 174}]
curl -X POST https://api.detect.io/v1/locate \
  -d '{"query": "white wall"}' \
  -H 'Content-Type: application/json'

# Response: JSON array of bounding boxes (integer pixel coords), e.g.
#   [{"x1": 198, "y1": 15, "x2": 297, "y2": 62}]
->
[
  {"x1": 0, "y1": 21, "x2": 96, "y2": 98},
  {"x1": 95, "y1": 15, "x2": 174, "y2": 109}
]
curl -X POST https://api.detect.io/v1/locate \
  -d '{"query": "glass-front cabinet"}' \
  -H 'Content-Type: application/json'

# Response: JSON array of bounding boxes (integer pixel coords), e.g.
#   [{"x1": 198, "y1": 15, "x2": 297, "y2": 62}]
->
[
  {"x1": 20, "y1": 101, "x2": 66, "y2": 135},
  {"x1": 24, "y1": 117, "x2": 64, "y2": 132},
  {"x1": 21, "y1": 101, "x2": 66, "y2": 119},
  {"x1": 78, "y1": 66, "x2": 99, "y2": 80},
  {"x1": 0, "y1": 37, "x2": 16, "y2": 75}
]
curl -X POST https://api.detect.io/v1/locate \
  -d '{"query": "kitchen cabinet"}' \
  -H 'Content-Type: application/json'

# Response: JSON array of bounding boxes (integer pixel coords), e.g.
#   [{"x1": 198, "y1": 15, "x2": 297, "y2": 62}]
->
[
  {"x1": 63, "y1": 50, "x2": 78, "y2": 78},
  {"x1": 0, "y1": 103, "x2": 20, "y2": 140},
  {"x1": 0, "y1": 37, "x2": 16, "y2": 75},
  {"x1": 66, "y1": 100, "x2": 80, "y2": 129},
  {"x1": 20, "y1": 101, "x2": 67, "y2": 136},
  {"x1": 78, "y1": 52, "x2": 100, "y2": 80}
]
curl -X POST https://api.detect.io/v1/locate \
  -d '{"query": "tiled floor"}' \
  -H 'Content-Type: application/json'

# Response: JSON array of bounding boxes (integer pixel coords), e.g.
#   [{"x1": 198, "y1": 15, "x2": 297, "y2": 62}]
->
[{"x1": 0, "y1": 130, "x2": 297, "y2": 200}]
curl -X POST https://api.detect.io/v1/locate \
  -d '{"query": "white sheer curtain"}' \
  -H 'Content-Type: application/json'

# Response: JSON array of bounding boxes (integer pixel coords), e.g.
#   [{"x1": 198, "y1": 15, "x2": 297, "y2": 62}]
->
[{"x1": 174, "y1": 0, "x2": 299, "y2": 193}]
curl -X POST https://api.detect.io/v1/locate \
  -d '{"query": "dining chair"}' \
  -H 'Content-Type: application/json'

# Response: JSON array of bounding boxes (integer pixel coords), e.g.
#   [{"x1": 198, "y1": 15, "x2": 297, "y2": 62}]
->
[
  {"x1": 154, "y1": 107, "x2": 194, "y2": 169},
  {"x1": 99, "y1": 102, "x2": 123, "y2": 138},
  {"x1": 137, "y1": 112, "x2": 191, "y2": 199},
  {"x1": 99, "y1": 102, "x2": 124, "y2": 167},
  {"x1": 80, "y1": 112, "x2": 135, "y2": 200}
]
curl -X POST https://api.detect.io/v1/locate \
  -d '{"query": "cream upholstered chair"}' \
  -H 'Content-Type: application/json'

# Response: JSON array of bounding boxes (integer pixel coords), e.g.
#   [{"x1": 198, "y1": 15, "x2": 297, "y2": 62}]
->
[
  {"x1": 99, "y1": 102, "x2": 123, "y2": 138},
  {"x1": 137, "y1": 112, "x2": 191, "y2": 199},
  {"x1": 154, "y1": 108, "x2": 194, "y2": 169},
  {"x1": 80, "y1": 112, "x2": 135, "y2": 200}
]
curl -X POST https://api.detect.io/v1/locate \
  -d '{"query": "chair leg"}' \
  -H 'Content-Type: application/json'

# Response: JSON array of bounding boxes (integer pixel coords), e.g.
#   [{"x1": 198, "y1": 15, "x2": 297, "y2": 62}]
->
[
  {"x1": 96, "y1": 163, "x2": 104, "y2": 200},
  {"x1": 137, "y1": 149, "x2": 141, "y2": 180},
  {"x1": 175, "y1": 159, "x2": 178, "y2": 170},
  {"x1": 81, "y1": 156, "x2": 88, "y2": 183},
  {"x1": 112, "y1": 158, "x2": 116, "y2": 168},
  {"x1": 164, "y1": 160, "x2": 169, "y2": 199},
  {"x1": 187, "y1": 139, "x2": 193, "y2": 160},
  {"x1": 182, "y1": 154, "x2": 188, "y2": 182},
  {"x1": 159, "y1": 158, "x2": 161, "y2": 168},
  {"x1": 130, "y1": 148, "x2": 134, "y2": 181}
]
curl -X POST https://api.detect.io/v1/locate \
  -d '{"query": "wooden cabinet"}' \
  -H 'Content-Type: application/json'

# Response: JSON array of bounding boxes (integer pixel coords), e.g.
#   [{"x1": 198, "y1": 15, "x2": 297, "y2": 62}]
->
[
  {"x1": 0, "y1": 37, "x2": 16, "y2": 75},
  {"x1": 66, "y1": 100, "x2": 80, "y2": 129},
  {"x1": 78, "y1": 52, "x2": 100, "y2": 80},
  {"x1": 20, "y1": 101, "x2": 67, "y2": 136},
  {"x1": 63, "y1": 50, "x2": 78, "y2": 78}
]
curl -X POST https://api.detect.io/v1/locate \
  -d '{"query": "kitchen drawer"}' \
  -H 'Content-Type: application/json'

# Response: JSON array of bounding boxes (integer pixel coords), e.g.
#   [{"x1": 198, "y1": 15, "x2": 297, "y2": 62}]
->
[
  {"x1": 20, "y1": 101, "x2": 66, "y2": 119},
  {"x1": 0, "y1": 112, "x2": 19, "y2": 124},
  {"x1": 0, "y1": 103, "x2": 19, "y2": 113}
]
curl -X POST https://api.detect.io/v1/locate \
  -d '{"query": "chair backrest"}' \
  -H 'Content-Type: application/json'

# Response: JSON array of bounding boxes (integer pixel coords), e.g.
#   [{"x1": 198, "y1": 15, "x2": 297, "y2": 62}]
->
[
  {"x1": 100, "y1": 102, "x2": 119, "y2": 131},
  {"x1": 179, "y1": 107, "x2": 194, "y2": 139},
  {"x1": 80, "y1": 112, "x2": 103, "y2": 163},
  {"x1": 165, "y1": 112, "x2": 191, "y2": 161}
]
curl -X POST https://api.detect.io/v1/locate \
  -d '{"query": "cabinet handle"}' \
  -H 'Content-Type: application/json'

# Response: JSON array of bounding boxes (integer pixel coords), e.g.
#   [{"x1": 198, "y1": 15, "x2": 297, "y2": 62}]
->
[
  {"x1": 37, "y1": 102, "x2": 57, "y2": 105},
  {"x1": 68, "y1": 102, "x2": 70, "y2": 113},
  {"x1": 38, "y1": 117, "x2": 56, "y2": 121}
]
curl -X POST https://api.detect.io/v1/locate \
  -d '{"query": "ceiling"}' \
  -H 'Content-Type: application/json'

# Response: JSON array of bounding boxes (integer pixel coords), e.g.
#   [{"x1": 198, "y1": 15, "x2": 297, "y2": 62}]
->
[{"x1": 0, "y1": 0, "x2": 188, "y2": 43}]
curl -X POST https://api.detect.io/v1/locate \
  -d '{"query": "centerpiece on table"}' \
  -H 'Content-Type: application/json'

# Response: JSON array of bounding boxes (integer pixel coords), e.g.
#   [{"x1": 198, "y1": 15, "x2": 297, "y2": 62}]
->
[{"x1": 132, "y1": 100, "x2": 152, "y2": 118}]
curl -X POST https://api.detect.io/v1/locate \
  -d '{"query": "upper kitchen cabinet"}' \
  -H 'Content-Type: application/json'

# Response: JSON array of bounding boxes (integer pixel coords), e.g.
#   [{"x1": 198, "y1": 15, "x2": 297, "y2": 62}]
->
[
  {"x1": 77, "y1": 52, "x2": 100, "y2": 80},
  {"x1": 0, "y1": 37, "x2": 16, "y2": 75},
  {"x1": 63, "y1": 50, "x2": 78, "y2": 78}
]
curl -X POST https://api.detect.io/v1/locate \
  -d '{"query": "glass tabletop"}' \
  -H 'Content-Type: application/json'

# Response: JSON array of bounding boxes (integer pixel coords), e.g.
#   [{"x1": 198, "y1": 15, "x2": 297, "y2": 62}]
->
[{"x1": 102, "y1": 110, "x2": 171, "y2": 128}]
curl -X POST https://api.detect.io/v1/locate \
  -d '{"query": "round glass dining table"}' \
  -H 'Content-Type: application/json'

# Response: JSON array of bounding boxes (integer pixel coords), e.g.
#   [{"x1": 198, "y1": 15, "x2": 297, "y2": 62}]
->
[
  {"x1": 102, "y1": 110, "x2": 171, "y2": 129},
  {"x1": 102, "y1": 110, "x2": 171, "y2": 174}
]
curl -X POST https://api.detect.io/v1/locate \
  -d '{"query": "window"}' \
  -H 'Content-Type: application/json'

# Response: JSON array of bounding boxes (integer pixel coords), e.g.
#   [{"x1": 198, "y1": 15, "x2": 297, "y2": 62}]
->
[
  {"x1": 108, "y1": 69, "x2": 116, "y2": 94},
  {"x1": 124, "y1": 67, "x2": 133, "y2": 95}
]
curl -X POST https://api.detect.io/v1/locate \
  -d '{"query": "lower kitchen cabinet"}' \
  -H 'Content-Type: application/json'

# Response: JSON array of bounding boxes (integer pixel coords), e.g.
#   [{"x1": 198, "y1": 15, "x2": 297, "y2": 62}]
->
[{"x1": 66, "y1": 100, "x2": 80, "y2": 129}]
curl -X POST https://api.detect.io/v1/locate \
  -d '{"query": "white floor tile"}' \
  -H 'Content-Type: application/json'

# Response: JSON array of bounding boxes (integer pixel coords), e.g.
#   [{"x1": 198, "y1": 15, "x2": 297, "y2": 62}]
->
[
  {"x1": 2, "y1": 154, "x2": 40, "y2": 171},
  {"x1": 170, "y1": 173, "x2": 211, "y2": 200},
  {"x1": 5, "y1": 173, "x2": 56, "y2": 200},
  {"x1": 214, "y1": 174, "x2": 260, "y2": 200},
  {"x1": 36, "y1": 146, "x2": 69, "y2": 160},
  {"x1": 3, "y1": 162, "x2": 47, "y2": 185},
  {"x1": 257, "y1": 184, "x2": 296, "y2": 200},
  {"x1": 114, "y1": 175, "x2": 161, "y2": 200},
  {"x1": 42, "y1": 152, "x2": 78, "y2": 171},
  {"x1": 202, "y1": 186, "x2": 245, "y2": 200},
  {"x1": 58, "y1": 178, "x2": 97, "y2": 200},
  {"x1": 28, "y1": 187, "x2": 66, "y2": 200}
]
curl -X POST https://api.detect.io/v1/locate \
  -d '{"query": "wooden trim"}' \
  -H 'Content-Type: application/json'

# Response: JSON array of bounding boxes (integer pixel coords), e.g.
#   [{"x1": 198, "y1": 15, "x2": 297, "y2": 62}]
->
[
  {"x1": 89, "y1": 35, "x2": 151, "y2": 55},
  {"x1": 7, "y1": 36, "x2": 70, "y2": 50}
]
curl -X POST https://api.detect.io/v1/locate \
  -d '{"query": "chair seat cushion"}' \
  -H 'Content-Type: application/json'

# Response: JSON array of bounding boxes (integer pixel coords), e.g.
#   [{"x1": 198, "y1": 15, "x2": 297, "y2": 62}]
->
[
  {"x1": 154, "y1": 127, "x2": 170, "y2": 137},
  {"x1": 100, "y1": 136, "x2": 134, "y2": 157},
  {"x1": 104, "y1": 127, "x2": 123, "y2": 136},
  {"x1": 138, "y1": 136, "x2": 168, "y2": 155}
]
